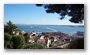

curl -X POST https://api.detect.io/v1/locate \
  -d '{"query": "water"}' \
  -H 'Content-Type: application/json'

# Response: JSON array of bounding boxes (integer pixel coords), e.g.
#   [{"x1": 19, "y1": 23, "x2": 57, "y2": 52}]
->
[{"x1": 16, "y1": 25, "x2": 84, "y2": 34}]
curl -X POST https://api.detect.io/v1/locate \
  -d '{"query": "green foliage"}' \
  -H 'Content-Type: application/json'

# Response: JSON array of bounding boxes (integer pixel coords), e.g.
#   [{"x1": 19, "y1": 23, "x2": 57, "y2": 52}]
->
[
  {"x1": 36, "y1": 4, "x2": 84, "y2": 23},
  {"x1": 4, "y1": 21, "x2": 26, "y2": 49},
  {"x1": 4, "y1": 33, "x2": 13, "y2": 49},
  {"x1": 23, "y1": 33, "x2": 30, "y2": 43},
  {"x1": 4, "y1": 20, "x2": 17, "y2": 34},
  {"x1": 25, "y1": 36, "x2": 30, "y2": 43},
  {"x1": 49, "y1": 43, "x2": 53, "y2": 47},
  {"x1": 25, "y1": 43, "x2": 46, "y2": 49},
  {"x1": 11, "y1": 35, "x2": 25, "y2": 49},
  {"x1": 23, "y1": 33, "x2": 28, "y2": 36},
  {"x1": 4, "y1": 41, "x2": 13, "y2": 49},
  {"x1": 7, "y1": 21, "x2": 17, "y2": 29},
  {"x1": 4, "y1": 33, "x2": 12, "y2": 41},
  {"x1": 4, "y1": 34, "x2": 25, "y2": 49}
]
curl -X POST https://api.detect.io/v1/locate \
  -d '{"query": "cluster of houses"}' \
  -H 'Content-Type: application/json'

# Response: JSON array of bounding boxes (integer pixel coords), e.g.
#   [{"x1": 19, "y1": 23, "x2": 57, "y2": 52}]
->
[
  {"x1": 12, "y1": 28, "x2": 84, "y2": 48},
  {"x1": 28, "y1": 31, "x2": 59, "y2": 48},
  {"x1": 27, "y1": 31, "x2": 73, "y2": 48}
]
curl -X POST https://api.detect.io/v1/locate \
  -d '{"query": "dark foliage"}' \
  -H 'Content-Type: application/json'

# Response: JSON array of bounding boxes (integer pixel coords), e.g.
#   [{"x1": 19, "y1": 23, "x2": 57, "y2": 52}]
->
[
  {"x1": 36, "y1": 4, "x2": 84, "y2": 23},
  {"x1": 4, "y1": 21, "x2": 25, "y2": 49},
  {"x1": 11, "y1": 35, "x2": 25, "y2": 49},
  {"x1": 23, "y1": 33, "x2": 30, "y2": 43},
  {"x1": 4, "y1": 21, "x2": 17, "y2": 34},
  {"x1": 25, "y1": 43, "x2": 46, "y2": 49},
  {"x1": 4, "y1": 33, "x2": 13, "y2": 48}
]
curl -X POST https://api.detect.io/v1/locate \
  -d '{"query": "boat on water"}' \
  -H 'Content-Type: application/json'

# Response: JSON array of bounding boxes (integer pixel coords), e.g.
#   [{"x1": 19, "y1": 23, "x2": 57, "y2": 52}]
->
[{"x1": 31, "y1": 27, "x2": 32, "y2": 28}]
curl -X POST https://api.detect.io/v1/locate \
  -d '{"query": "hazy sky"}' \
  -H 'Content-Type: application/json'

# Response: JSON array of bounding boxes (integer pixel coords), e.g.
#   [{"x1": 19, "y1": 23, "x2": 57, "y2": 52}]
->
[{"x1": 4, "y1": 4, "x2": 84, "y2": 25}]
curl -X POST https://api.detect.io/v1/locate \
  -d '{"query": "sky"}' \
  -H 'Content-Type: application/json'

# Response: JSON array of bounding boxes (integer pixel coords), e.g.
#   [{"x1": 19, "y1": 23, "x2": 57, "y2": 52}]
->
[{"x1": 4, "y1": 4, "x2": 84, "y2": 25}]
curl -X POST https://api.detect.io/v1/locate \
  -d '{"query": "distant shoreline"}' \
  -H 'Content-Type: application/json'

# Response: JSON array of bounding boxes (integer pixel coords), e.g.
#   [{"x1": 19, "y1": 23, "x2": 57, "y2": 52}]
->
[
  {"x1": 16, "y1": 24, "x2": 84, "y2": 34},
  {"x1": 15, "y1": 24, "x2": 84, "y2": 26}
]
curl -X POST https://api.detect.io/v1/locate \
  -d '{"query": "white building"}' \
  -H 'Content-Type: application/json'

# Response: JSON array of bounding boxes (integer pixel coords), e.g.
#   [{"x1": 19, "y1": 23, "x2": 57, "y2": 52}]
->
[{"x1": 47, "y1": 38, "x2": 51, "y2": 48}]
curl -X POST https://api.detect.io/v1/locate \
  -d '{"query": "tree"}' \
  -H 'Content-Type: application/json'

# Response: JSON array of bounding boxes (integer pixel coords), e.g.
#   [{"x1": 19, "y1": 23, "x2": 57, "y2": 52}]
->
[
  {"x1": 4, "y1": 21, "x2": 17, "y2": 34},
  {"x1": 11, "y1": 35, "x2": 25, "y2": 49},
  {"x1": 4, "y1": 33, "x2": 12, "y2": 41},
  {"x1": 36, "y1": 4, "x2": 84, "y2": 23},
  {"x1": 4, "y1": 21, "x2": 26, "y2": 49},
  {"x1": 4, "y1": 33, "x2": 13, "y2": 49},
  {"x1": 23, "y1": 33, "x2": 30, "y2": 43},
  {"x1": 4, "y1": 41, "x2": 13, "y2": 49}
]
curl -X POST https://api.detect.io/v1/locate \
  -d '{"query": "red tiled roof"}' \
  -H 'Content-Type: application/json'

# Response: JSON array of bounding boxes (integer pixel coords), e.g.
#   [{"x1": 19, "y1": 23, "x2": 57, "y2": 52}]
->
[
  {"x1": 30, "y1": 38, "x2": 34, "y2": 41},
  {"x1": 37, "y1": 39, "x2": 45, "y2": 43}
]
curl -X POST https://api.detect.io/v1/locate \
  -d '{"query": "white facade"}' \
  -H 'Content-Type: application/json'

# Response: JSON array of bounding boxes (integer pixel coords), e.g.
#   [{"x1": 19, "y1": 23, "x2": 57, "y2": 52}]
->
[
  {"x1": 29, "y1": 35, "x2": 35, "y2": 43},
  {"x1": 40, "y1": 36, "x2": 44, "y2": 39},
  {"x1": 54, "y1": 37, "x2": 57, "y2": 42},
  {"x1": 16, "y1": 32, "x2": 19, "y2": 35},
  {"x1": 29, "y1": 39, "x2": 34, "y2": 43},
  {"x1": 47, "y1": 38, "x2": 51, "y2": 48},
  {"x1": 13, "y1": 31, "x2": 15, "y2": 34}
]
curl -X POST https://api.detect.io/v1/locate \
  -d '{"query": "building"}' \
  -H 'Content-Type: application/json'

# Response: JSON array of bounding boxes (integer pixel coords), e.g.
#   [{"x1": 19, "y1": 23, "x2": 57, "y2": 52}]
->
[
  {"x1": 47, "y1": 38, "x2": 51, "y2": 48},
  {"x1": 29, "y1": 35, "x2": 35, "y2": 43},
  {"x1": 12, "y1": 28, "x2": 20, "y2": 35},
  {"x1": 37, "y1": 36, "x2": 45, "y2": 43}
]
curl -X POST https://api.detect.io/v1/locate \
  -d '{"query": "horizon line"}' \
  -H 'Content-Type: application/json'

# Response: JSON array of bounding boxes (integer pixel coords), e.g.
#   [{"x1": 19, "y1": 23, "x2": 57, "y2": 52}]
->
[{"x1": 14, "y1": 24, "x2": 84, "y2": 26}]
